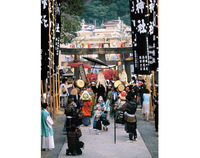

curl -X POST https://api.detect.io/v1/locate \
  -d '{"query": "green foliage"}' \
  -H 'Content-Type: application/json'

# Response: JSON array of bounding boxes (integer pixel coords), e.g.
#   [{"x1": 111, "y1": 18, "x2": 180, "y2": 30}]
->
[
  {"x1": 81, "y1": 0, "x2": 130, "y2": 26},
  {"x1": 60, "y1": 0, "x2": 84, "y2": 43},
  {"x1": 60, "y1": 15, "x2": 81, "y2": 44}
]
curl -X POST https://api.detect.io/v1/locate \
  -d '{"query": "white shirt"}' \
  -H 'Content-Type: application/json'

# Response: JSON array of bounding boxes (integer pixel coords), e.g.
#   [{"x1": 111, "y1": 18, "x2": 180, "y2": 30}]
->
[
  {"x1": 44, "y1": 109, "x2": 54, "y2": 129},
  {"x1": 60, "y1": 83, "x2": 69, "y2": 97}
]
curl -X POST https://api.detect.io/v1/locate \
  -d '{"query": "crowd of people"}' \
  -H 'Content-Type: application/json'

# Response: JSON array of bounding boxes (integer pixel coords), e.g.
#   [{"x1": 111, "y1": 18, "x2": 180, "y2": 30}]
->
[{"x1": 41, "y1": 75, "x2": 159, "y2": 156}]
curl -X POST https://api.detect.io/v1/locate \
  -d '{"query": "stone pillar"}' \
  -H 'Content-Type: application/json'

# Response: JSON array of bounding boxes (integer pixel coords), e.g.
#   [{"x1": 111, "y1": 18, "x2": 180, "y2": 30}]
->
[
  {"x1": 74, "y1": 54, "x2": 80, "y2": 80},
  {"x1": 124, "y1": 61, "x2": 131, "y2": 83}
]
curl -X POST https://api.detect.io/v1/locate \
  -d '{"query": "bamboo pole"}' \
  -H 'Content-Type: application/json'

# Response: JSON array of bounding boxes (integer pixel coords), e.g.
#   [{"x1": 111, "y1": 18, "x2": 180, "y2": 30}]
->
[
  {"x1": 58, "y1": 66, "x2": 61, "y2": 110},
  {"x1": 56, "y1": 66, "x2": 58, "y2": 113},
  {"x1": 48, "y1": 0, "x2": 53, "y2": 117},
  {"x1": 41, "y1": 80, "x2": 44, "y2": 104},
  {"x1": 52, "y1": 0, "x2": 56, "y2": 119},
  {"x1": 146, "y1": 75, "x2": 153, "y2": 117},
  {"x1": 45, "y1": 79, "x2": 49, "y2": 110},
  {"x1": 152, "y1": 71, "x2": 156, "y2": 109}
]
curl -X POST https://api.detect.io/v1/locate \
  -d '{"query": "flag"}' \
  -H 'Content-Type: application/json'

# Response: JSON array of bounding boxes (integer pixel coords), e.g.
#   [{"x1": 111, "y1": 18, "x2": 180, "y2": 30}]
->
[
  {"x1": 148, "y1": 0, "x2": 158, "y2": 71},
  {"x1": 41, "y1": 0, "x2": 49, "y2": 80},
  {"x1": 129, "y1": 0, "x2": 150, "y2": 75},
  {"x1": 55, "y1": 0, "x2": 61, "y2": 68}
]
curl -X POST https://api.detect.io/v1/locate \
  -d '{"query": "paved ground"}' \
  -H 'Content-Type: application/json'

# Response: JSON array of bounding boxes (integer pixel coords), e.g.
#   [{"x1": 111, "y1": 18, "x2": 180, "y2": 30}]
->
[
  {"x1": 41, "y1": 107, "x2": 158, "y2": 158},
  {"x1": 136, "y1": 108, "x2": 158, "y2": 158},
  {"x1": 58, "y1": 120, "x2": 152, "y2": 158},
  {"x1": 41, "y1": 108, "x2": 67, "y2": 158}
]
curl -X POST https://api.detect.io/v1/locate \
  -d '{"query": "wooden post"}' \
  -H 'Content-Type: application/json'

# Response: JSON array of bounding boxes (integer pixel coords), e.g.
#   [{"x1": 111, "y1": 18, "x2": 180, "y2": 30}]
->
[
  {"x1": 152, "y1": 71, "x2": 156, "y2": 110},
  {"x1": 52, "y1": 0, "x2": 56, "y2": 119},
  {"x1": 45, "y1": 79, "x2": 48, "y2": 106},
  {"x1": 58, "y1": 67, "x2": 61, "y2": 110},
  {"x1": 41, "y1": 80, "x2": 44, "y2": 104},
  {"x1": 56, "y1": 66, "x2": 58, "y2": 113},
  {"x1": 146, "y1": 75, "x2": 153, "y2": 117}
]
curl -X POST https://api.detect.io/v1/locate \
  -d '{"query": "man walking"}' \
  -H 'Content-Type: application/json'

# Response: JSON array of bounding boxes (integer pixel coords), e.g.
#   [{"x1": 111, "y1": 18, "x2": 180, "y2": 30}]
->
[{"x1": 60, "y1": 79, "x2": 69, "y2": 108}]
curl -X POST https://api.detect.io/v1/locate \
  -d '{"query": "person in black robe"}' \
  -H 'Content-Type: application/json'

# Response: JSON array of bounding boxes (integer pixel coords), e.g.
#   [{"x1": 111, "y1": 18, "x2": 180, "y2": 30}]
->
[
  {"x1": 66, "y1": 124, "x2": 83, "y2": 156},
  {"x1": 97, "y1": 84, "x2": 105, "y2": 102},
  {"x1": 139, "y1": 79, "x2": 146, "y2": 106},
  {"x1": 117, "y1": 95, "x2": 138, "y2": 142}
]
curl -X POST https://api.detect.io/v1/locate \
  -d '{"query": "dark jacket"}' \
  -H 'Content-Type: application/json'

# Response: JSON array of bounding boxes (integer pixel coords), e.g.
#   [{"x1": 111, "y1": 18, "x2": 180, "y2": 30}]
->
[
  {"x1": 118, "y1": 101, "x2": 137, "y2": 115},
  {"x1": 67, "y1": 128, "x2": 82, "y2": 149}
]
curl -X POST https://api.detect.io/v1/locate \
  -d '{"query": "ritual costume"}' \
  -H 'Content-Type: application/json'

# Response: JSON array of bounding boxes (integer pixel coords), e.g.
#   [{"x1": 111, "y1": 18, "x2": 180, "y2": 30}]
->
[
  {"x1": 95, "y1": 96, "x2": 105, "y2": 111},
  {"x1": 41, "y1": 108, "x2": 55, "y2": 150},
  {"x1": 90, "y1": 90, "x2": 96, "y2": 117},
  {"x1": 93, "y1": 105, "x2": 105, "y2": 134},
  {"x1": 97, "y1": 71, "x2": 106, "y2": 101},
  {"x1": 80, "y1": 91, "x2": 92, "y2": 126}
]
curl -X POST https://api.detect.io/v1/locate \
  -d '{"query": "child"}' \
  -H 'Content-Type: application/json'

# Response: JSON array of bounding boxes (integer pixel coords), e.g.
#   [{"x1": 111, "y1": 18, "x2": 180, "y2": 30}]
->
[
  {"x1": 95, "y1": 96, "x2": 105, "y2": 111},
  {"x1": 103, "y1": 95, "x2": 111, "y2": 131},
  {"x1": 66, "y1": 124, "x2": 83, "y2": 156},
  {"x1": 93, "y1": 105, "x2": 104, "y2": 135}
]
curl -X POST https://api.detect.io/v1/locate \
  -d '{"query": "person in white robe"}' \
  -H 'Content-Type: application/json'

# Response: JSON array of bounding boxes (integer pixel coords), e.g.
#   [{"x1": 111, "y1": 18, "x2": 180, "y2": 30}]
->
[{"x1": 41, "y1": 103, "x2": 55, "y2": 151}]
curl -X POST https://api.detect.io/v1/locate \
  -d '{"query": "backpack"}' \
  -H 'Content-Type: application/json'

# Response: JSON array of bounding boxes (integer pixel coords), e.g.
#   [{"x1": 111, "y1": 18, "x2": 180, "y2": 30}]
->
[{"x1": 62, "y1": 85, "x2": 66, "y2": 94}]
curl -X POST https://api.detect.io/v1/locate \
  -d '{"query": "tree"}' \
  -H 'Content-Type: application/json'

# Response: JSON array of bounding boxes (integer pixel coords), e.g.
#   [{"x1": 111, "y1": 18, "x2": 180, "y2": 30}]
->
[
  {"x1": 81, "y1": 0, "x2": 131, "y2": 26},
  {"x1": 60, "y1": 0, "x2": 84, "y2": 43}
]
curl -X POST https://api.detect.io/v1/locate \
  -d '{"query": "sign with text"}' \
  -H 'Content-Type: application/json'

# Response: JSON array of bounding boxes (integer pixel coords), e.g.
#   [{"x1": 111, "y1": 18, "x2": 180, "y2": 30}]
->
[{"x1": 129, "y1": 0, "x2": 150, "y2": 74}]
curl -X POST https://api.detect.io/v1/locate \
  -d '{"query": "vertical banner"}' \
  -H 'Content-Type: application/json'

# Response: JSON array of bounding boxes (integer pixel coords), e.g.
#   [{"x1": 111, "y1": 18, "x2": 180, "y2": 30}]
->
[
  {"x1": 129, "y1": 0, "x2": 150, "y2": 75},
  {"x1": 41, "y1": 0, "x2": 49, "y2": 80},
  {"x1": 148, "y1": 0, "x2": 158, "y2": 71},
  {"x1": 78, "y1": 64, "x2": 87, "y2": 83},
  {"x1": 55, "y1": 0, "x2": 61, "y2": 68}
]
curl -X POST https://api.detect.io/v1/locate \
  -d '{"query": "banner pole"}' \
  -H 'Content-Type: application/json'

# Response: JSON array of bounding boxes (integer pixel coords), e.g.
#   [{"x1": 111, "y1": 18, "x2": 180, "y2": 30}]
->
[
  {"x1": 41, "y1": 80, "x2": 44, "y2": 104},
  {"x1": 45, "y1": 79, "x2": 48, "y2": 106},
  {"x1": 48, "y1": 0, "x2": 53, "y2": 117},
  {"x1": 52, "y1": 0, "x2": 56, "y2": 119},
  {"x1": 56, "y1": 66, "x2": 58, "y2": 113},
  {"x1": 58, "y1": 66, "x2": 61, "y2": 110},
  {"x1": 152, "y1": 71, "x2": 156, "y2": 109}
]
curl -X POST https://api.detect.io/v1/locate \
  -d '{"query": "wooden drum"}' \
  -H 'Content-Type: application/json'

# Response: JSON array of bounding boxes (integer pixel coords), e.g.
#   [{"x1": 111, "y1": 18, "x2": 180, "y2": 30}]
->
[
  {"x1": 76, "y1": 79, "x2": 85, "y2": 88},
  {"x1": 114, "y1": 80, "x2": 122, "y2": 88}
]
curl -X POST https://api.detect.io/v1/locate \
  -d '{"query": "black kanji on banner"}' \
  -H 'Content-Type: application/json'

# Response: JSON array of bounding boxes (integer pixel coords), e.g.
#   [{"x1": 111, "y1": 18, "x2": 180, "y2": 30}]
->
[
  {"x1": 129, "y1": 0, "x2": 150, "y2": 75},
  {"x1": 148, "y1": 0, "x2": 158, "y2": 71},
  {"x1": 55, "y1": 0, "x2": 61, "y2": 68},
  {"x1": 129, "y1": 0, "x2": 139, "y2": 74},
  {"x1": 41, "y1": 0, "x2": 49, "y2": 80}
]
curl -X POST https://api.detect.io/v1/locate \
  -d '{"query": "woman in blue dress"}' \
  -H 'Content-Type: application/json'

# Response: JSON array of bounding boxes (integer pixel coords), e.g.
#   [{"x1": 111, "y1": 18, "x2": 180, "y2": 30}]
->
[{"x1": 142, "y1": 89, "x2": 151, "y2": 121}]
